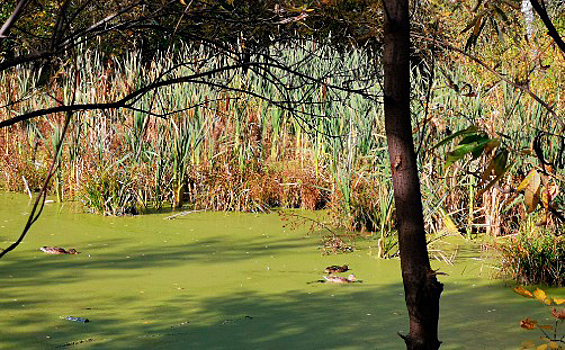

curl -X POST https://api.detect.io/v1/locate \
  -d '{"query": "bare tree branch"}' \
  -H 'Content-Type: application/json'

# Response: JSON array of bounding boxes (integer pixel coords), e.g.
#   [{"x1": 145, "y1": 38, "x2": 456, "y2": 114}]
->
[
  {"x1": 0, "y1": 58, "x2": 380, "y2": 129},
  {"x1": 414, "y1": 34, "x2": 564, "y2": 129},
  {"x1": 0, "y1": 0, "x2": 31, "y2": 42},
  {"x1": 529, "y1": 0, "x2": 565, "y2": 55}
]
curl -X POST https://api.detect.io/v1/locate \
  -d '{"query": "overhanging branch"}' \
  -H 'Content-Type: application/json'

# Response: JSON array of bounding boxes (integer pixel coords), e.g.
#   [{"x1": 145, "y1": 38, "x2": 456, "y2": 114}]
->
[
  {"x1": 528, "y1": 0, "x2": 565, "y2": 55},
  {"x1": 414, "y1": 34, "x2": 564, "y2": 129}
]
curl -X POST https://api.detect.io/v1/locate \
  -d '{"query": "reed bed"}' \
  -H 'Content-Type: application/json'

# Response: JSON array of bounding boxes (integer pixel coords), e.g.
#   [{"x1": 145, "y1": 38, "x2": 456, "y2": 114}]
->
[
  {"x1": 0, "y1": 40, "x2": 563, "y2": 258},
  {"x1": 496, "y1": 218, "x2": 564, "y2": 286}
]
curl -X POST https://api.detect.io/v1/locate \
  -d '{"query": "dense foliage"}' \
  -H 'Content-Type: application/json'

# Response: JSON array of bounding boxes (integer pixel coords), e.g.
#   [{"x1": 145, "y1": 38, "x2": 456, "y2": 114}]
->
[
  {"x1": 1, "y1": 0, "x2": 564, "y2": 278},
  {"x1": 499, "y1": 225, "x2": 564, "y2": 286}
]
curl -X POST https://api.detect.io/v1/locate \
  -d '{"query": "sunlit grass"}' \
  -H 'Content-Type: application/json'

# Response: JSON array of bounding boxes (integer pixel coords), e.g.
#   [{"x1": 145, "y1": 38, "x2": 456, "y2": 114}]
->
[{"x1": 0, "y1": 40, "x2": 563, "y2": 254}]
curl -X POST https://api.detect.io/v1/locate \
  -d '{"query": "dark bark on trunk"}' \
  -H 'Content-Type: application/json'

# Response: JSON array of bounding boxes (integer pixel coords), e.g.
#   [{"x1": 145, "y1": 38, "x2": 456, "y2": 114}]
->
[{"x1": 382, "y1": 0, "x2": 443, "y2": 349}]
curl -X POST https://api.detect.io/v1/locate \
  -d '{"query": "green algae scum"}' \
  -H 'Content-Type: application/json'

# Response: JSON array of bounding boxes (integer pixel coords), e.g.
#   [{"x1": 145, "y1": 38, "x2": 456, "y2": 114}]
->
[{"x1": 0, "y1": 193, "x2": 562, "y2": 349}]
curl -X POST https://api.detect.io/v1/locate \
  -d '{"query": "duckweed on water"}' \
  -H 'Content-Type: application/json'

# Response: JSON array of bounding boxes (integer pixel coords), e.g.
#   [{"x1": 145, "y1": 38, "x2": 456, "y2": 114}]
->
[{"x1": 1, "y1": 193, "x2": 563, "y2": 349}]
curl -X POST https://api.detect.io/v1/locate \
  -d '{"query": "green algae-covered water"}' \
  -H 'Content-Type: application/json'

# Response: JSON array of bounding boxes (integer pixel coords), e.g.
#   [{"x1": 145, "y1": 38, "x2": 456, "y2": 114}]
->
[{"x1": 1, "y1": 193, "x2": 563, "y2": 349}]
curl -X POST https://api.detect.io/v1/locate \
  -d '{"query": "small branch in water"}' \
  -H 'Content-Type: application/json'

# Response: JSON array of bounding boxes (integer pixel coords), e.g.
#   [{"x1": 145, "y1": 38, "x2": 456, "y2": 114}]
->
[
  {"x1": 54, "y1": 338, "x2": 95, "y2": 348},
  {"x1": 277, "y1": 210, "x2": 338, "y2": 236},
  {"x1": 164, "y1": 209, "x2": 206, "y2": 220},
  {"x1": 21, "y1": 175, "x2": 32, "y2": 199}
]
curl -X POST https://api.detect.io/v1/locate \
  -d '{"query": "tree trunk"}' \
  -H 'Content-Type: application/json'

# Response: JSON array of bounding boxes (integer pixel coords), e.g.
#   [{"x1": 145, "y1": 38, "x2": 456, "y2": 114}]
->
[{"x1": 382, "y1": 0, "x2": 444, "y2": 349}]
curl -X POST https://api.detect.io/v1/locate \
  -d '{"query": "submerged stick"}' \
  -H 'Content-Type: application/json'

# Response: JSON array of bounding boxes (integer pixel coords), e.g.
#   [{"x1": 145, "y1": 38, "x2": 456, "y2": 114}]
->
[{"x1": 164, "y1": 209, "x2": 206, "y2": 220}]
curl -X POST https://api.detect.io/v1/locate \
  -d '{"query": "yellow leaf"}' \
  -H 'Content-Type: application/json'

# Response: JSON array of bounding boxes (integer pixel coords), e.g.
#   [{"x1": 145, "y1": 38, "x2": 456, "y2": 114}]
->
[
  {"x1": 542, "y1": 189, "x2": 549, "y2": 208},
  {"x1": 536, "y1": 344, "x2": 548, "y2": 350},
  {"x1": 534, "y1": 288, "x2": 547, "y2": 301},
  {"x1": 544, "y1": 298, "x2": 553, "y2": 305},
  {"x1": 513, "y1": 286, "x2": 534, "y2": 298},
  {"x1": 553, "y1": 298, "x2": 565, "y2": 305},
  {"x1": 517, "y1": 169, "x2": 540, "y2": 191},
  {"x1": 537, "y1": 212, "x2": 549, "y2": 226},
  {"x1": 547, "y1": 342, "x2": 559, "y2": 349},
  {"x1": 525, "y1": 184, "x2": 541, "y2": 213}
]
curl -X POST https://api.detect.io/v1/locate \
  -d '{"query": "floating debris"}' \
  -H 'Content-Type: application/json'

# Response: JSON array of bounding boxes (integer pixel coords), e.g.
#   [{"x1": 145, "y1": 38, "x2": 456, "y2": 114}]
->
[
  {"x1": 220, "y1": 315, "x2": 253, "y2": 325},
  {"x1": 61, "y1": 316, "x2": 89, "y2": 323},
  {"x1": 164, "y1": 209, "x2": 206, "y2": 220},
  {"x1": 54, "y1": 338, "x2": 95, "y2": 348},
  {"x1": 322, "y1": 236, "x2": 355, "y2": 254}
]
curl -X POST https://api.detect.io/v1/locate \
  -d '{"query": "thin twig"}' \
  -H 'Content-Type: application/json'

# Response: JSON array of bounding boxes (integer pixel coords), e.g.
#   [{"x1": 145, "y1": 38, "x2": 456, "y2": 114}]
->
[
  {"x1": 414, "y1": 34, "x2": 564, "y2": 129},
  {"x1": 0, "y1": 49, "x2": 79, "y2": 259}
]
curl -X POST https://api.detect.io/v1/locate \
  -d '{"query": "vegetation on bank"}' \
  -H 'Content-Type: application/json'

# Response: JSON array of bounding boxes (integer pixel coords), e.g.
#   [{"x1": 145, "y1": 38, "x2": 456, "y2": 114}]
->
[
  {"x1": 498, "y1": 221, "x2": 564, "y2": 286},
  {"x1": 0, "y1": 2, "x2": 564, "y2": 281}
]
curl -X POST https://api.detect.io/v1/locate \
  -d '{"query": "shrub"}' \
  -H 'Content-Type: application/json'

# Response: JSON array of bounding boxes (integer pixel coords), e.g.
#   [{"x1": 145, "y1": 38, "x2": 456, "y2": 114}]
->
[{"x1": 497, "y1": 225, "x2": 564, "y2": 287}]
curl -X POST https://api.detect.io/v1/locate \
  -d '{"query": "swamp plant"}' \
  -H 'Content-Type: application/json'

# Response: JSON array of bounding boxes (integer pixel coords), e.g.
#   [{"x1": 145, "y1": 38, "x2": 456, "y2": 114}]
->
[
  {"x1": 0, "y1": 37, "x2": 563, "y2": 259},
  {"x1": 498, "y1": 225, "x2": 564, "y2": 287}
]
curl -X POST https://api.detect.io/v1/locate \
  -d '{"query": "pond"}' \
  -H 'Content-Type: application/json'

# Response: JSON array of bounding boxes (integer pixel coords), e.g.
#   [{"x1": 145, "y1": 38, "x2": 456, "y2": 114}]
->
[{"x1": 0, "y1": 193, "x2": 562, "y2": 349}]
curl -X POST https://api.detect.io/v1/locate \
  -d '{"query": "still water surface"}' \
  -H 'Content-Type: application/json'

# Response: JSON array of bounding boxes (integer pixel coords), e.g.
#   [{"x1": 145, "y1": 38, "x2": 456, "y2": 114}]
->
[{"x1": 0, "y1": 193, "x2": 562, "y2": 349}]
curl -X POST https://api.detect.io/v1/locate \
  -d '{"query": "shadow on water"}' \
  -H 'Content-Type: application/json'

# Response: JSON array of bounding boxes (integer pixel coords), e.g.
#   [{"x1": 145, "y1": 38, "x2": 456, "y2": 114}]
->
[
  {"x1": 99, "y1": 282, "x2": 562, "y2": 350},
  {"x1": 2, "y1": 253, "x2": 559, "y2": 350},
  {"x1": 0, "y1": 193, "x2": 563, "y2": 349},
  {"x1": 2, "y1": 278, "x2": 556, "y2": 350},
  {"x1": 1, "y1": 234, "x2": 315, "y2": 283}
]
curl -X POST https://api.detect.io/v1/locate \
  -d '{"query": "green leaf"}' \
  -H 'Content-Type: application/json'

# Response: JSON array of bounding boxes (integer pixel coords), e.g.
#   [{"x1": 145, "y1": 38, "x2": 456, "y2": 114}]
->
[
  {"x1": 460, "y1": 133, "x2": 491, "y2": 158},
  {"x1": 471, "y1": 138, "x2": 491, "y2": 159},
  {"x1": 459, "y1": 133, "x2": 488, "y2": 145},
  {"x1": 432, "y1": 126, "x2": 479, "y2": 150},
  {"x1": 444, "y1": 133, "x2": 492, "y2": 168},
  {"x1": 485, "y1": 137, "x2": 501, "y2": 153}
]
